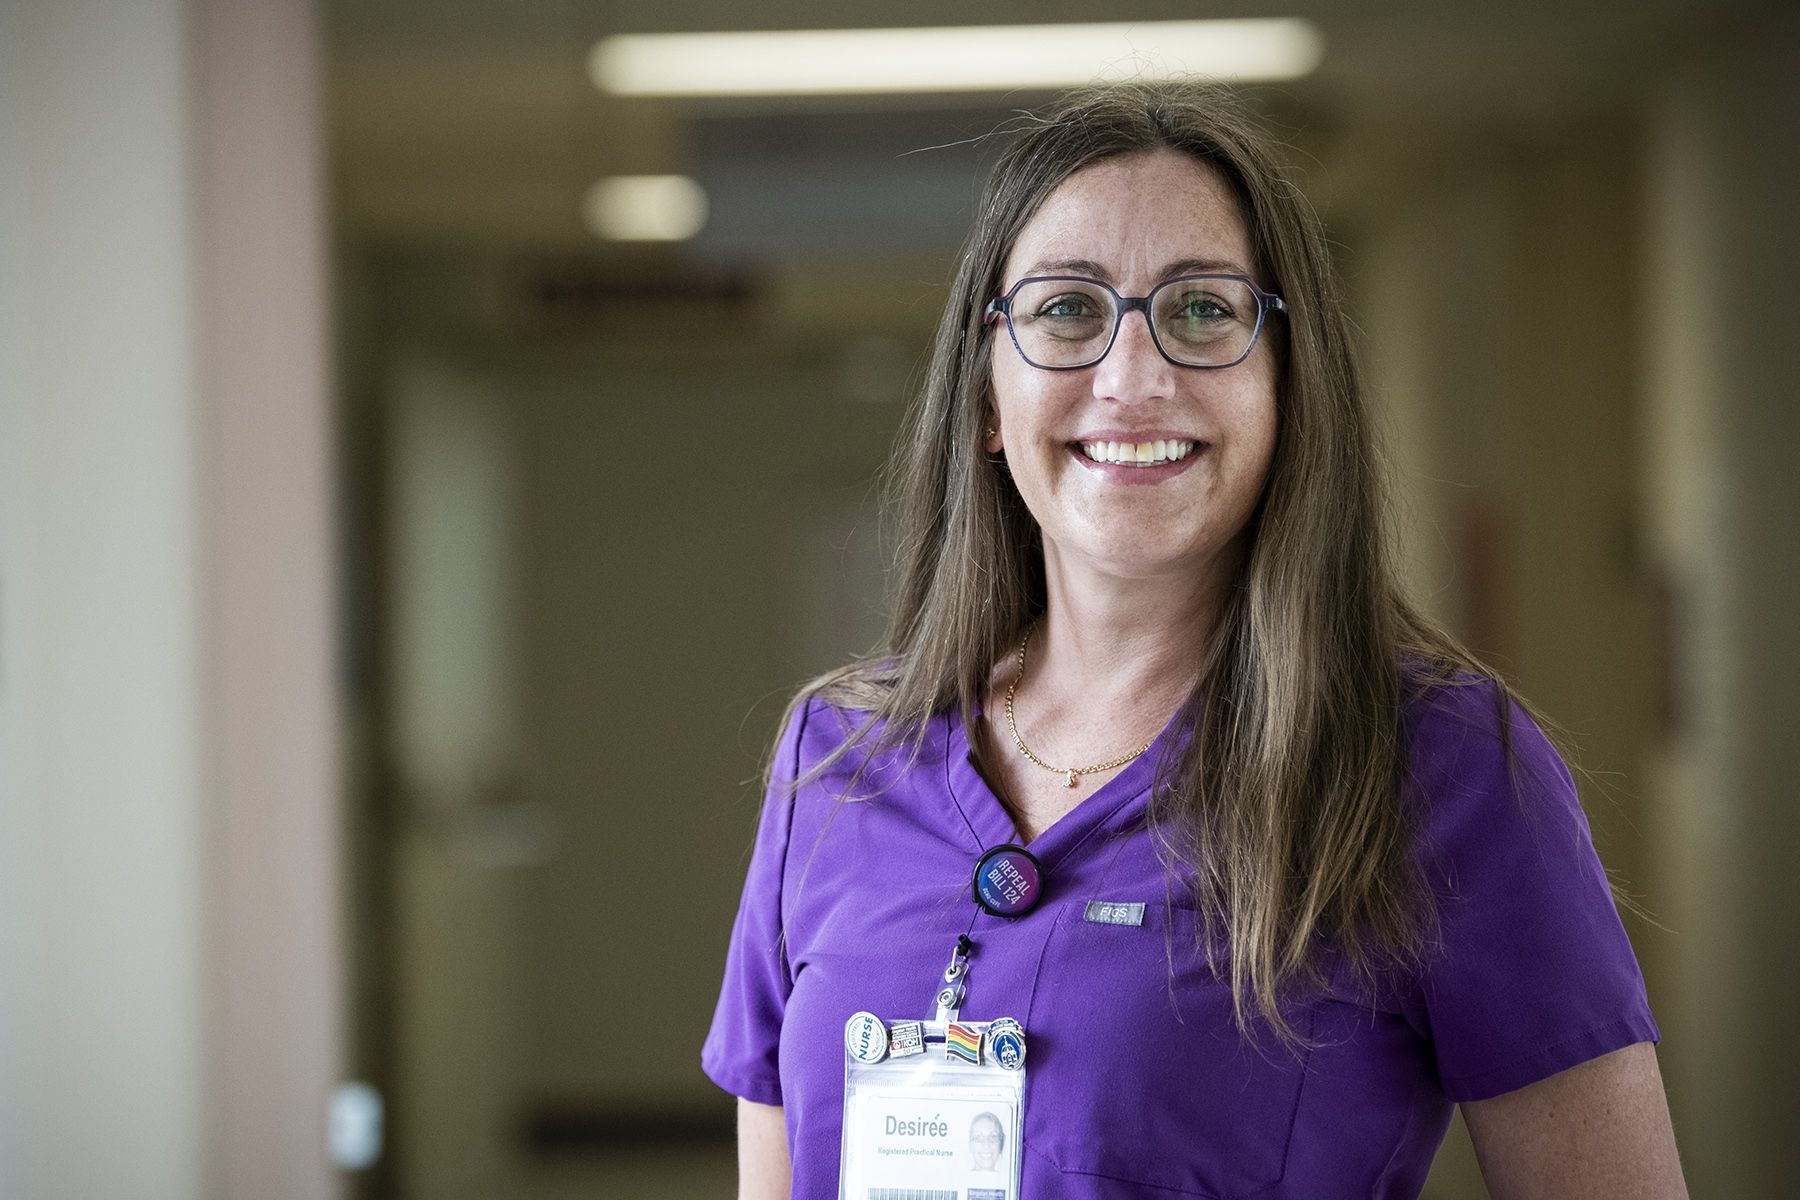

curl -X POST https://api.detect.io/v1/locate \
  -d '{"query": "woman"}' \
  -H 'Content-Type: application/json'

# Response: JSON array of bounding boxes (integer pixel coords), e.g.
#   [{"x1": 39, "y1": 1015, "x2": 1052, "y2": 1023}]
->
[{"x1": 704, "y1": 83, "x2": 1686, "y2": 1198}]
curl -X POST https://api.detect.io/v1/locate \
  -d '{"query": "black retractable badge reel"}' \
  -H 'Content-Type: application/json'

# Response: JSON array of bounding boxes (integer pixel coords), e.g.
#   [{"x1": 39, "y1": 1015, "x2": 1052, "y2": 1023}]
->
[
  {"x1": 971, "y1": 843, "x2": 1045, "y2": 919},
  {"x1": 835, "y1": 843, "x2": 1043, "y2": 1199}
]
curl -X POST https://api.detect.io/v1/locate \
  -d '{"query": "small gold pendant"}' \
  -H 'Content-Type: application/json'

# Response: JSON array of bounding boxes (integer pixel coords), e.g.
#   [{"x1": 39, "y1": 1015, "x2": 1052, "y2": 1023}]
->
[{"x1": 1064, "y1": 770, "x2": 1080, "y2": 788}]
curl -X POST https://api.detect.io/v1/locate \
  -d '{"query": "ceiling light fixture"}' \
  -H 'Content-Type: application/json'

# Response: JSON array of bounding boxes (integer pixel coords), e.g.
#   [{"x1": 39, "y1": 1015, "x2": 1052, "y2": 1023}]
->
[
  {"x1": 589, "y1": 19, "x2": 1325, "y2": 97},
  {"x1": 581, "y1": 175, "x2": 708, "y2": 241}
]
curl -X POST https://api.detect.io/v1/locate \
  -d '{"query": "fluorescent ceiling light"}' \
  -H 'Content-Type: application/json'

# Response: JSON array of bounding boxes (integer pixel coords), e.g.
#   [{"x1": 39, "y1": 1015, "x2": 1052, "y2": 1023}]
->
[
  {"x1": 590, "y1": 19, "x2": 1324, "y2": 97},
  {"x1": 582, "y1": 175, "x2": 708, "y2": 241}
]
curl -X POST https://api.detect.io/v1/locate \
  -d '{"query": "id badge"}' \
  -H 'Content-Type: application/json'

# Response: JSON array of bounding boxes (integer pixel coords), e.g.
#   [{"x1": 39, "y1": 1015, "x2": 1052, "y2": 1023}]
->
[{"x1": 838, "y1": 1012, "x2": 1027, "y2": 1200}]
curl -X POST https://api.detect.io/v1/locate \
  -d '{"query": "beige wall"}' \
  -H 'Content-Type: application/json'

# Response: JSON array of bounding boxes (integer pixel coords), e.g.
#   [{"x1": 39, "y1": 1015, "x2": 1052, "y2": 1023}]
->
[
  {"x1": 371, "y1": 328, "x2": 910, "y2": 1196},
  {"x1": 0, "y1": 3, "x2": 206, "y2": 1194},
  {"x1": 0, "y1": 0, "x2": 343, "y2": 1196},
  {"x1": 1641, "y1": 9, "x2": 1800, "y2": 1194}
]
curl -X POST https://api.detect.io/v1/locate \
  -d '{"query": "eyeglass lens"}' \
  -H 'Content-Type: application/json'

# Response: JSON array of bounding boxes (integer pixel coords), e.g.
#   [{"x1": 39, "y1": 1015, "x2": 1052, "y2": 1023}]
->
[{"x1": 1005, "y1": 277, "x2": 1265, "y2": 368}]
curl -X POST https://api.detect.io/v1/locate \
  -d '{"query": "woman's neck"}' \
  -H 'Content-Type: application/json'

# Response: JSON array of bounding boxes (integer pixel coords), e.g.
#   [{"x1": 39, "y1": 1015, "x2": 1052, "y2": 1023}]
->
[
  {"x1": 1033, "y1": 546, "x2": 1235, "y2": 703},
  {"x1": 971, "y1": 544, "x2": 1241, "y2": 838}
]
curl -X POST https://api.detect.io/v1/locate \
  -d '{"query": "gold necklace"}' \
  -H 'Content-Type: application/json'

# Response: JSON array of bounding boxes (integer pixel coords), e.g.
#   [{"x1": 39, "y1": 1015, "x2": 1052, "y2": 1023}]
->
[{"x1": 1003, "y1": 624, "x2": 1154, "y2": 789}]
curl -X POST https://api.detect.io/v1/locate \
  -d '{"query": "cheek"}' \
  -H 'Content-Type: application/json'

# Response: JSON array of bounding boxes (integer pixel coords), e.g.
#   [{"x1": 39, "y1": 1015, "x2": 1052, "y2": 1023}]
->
[
  {"x1": 1248, "y1": 402, "x2": 1279, "y2": 478},
  {"x1": 988, "y1": 356, "x2": 1064, "y2": 462},
  {"x1": 987, "y1": 343, "x2": 1032, "y2": 428},
  {"x1": 1233, "y1": 364, "x2": 1281, "y2": 482},
  {"x1": 1213, "y1": 385, "x2": 1280, "y2": 518}
]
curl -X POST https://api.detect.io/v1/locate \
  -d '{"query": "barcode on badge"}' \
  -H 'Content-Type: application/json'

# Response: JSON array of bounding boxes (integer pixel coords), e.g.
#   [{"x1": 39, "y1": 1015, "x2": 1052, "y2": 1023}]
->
[{"x1": 867, "y1": 1191, "x2": 959, "y2": 1200}]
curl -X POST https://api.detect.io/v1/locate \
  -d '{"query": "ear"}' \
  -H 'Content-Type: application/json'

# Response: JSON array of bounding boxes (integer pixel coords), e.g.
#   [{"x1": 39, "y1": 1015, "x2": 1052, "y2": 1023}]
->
[{"x1": 983, "y1": 415, "x2": 1004, "y2": 455}]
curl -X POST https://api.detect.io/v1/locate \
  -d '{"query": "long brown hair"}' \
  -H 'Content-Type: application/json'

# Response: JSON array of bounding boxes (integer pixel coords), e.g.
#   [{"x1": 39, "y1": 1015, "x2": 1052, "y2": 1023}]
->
[{"x1": 786, "y1": 82, "x2": 1531, "y2": 1045}]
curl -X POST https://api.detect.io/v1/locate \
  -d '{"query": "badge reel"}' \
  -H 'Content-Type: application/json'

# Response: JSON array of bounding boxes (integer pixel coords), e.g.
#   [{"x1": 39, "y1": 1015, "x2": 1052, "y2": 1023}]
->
[{"x1": 837, "y1": 846, "x2": 1041, "y2": 1200}]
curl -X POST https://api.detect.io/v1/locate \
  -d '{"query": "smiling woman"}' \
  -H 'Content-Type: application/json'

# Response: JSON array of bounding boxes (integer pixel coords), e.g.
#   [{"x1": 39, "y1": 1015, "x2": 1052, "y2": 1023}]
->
[{"x1": 702, "y1": 82, "x2": 1687, "y2": 1199}]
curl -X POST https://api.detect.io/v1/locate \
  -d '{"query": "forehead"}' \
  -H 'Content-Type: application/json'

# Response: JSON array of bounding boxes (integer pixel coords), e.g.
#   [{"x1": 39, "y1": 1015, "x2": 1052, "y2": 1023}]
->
[{"x1": 1002, "y1": 148, "x2": 1255, "y2": 284}]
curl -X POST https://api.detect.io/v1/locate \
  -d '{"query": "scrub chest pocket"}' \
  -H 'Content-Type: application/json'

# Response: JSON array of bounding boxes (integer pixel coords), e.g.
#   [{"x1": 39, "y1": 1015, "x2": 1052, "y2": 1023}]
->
[{"x1": 1025, "y1": 899, "x2": 1310, "y2": 1198}]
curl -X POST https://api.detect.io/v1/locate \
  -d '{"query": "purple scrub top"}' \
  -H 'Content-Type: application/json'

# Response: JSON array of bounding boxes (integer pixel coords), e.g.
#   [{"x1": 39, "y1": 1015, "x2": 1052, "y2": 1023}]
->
[{"x1": 703, "y1": 674, "x2": 1659, "y2": 1198}]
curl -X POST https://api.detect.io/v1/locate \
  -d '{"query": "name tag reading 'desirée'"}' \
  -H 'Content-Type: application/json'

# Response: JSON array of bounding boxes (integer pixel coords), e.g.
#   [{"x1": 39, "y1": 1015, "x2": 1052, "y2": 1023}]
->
[{"x1": 840, "y1": 1014, "x2": 1026, "y2": 1200}]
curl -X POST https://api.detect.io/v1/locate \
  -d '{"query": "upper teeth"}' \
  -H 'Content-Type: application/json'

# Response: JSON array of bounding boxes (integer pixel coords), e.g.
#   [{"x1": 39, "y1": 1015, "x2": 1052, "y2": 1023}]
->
[{"x1": 1080, "y1": 439, "x2": 1197, "y2": 466}]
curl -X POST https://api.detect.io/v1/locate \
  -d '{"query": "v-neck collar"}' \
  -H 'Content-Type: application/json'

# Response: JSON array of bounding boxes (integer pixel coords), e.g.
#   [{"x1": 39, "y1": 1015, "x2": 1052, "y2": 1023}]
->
[{"x1": 943, "y1": 697, "x2": 1187, "y2": 872}]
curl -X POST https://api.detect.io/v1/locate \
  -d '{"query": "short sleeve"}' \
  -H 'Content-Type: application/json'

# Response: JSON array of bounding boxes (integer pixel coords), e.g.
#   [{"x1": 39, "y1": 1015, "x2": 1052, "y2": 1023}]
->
[
  {"x1": 1399, "y1": 679, "x2": 1660, "y2": 1102},
  {"x1": 700, "y1": 698, "x2": 812, "y2": 1106}
]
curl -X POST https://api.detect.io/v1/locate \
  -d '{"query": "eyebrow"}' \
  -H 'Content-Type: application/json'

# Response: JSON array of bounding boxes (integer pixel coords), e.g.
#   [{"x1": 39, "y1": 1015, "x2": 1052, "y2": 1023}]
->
[{"x1": 1018, "y1": 256, "x2": 1254, "y2": 283}]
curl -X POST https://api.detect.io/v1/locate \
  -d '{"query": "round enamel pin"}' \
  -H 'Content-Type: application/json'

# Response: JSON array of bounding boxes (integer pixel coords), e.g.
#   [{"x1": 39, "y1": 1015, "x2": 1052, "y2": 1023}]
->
[
  {"x1": 844, "y1": 1011, "x2": 889, "y2": 1064},
  {"x1": 984, "y1": 1017, "x2": 1027, "y2": 1071}
]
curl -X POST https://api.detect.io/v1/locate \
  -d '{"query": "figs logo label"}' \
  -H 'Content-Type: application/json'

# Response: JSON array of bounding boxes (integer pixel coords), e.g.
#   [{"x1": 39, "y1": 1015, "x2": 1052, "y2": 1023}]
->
[{"x1": 1082, "y1": 900, "x2": 1145, "y2": 927}]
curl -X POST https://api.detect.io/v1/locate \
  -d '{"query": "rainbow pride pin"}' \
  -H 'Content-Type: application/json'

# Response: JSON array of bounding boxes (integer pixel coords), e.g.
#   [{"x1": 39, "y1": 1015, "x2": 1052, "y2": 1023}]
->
[{"x1": 945, "y1": 1022, "x2": 983, "y2": 1064}]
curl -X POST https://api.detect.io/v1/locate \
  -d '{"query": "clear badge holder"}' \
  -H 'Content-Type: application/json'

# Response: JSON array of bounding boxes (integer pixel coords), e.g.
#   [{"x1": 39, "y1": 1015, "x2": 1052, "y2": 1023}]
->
[{"x1": 838, "y1": 936, "x2": 1027, "y2": 1200}]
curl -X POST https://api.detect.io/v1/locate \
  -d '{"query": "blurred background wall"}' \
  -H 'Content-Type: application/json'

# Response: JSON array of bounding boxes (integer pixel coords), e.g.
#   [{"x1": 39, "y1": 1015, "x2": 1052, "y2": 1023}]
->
[
  {"x1": 1, "y1": 1, "x2": 341, "y2": 1198},
  {"x1": 2, "y1": 1, "x2": 1797, "y2": 1197}
]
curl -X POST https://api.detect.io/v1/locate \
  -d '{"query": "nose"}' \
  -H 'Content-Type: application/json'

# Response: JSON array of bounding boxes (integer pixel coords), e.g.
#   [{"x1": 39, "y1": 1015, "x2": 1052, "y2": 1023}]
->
[{"x1": 1091, "y1": 303, "x2": 1174, "y2": 403}]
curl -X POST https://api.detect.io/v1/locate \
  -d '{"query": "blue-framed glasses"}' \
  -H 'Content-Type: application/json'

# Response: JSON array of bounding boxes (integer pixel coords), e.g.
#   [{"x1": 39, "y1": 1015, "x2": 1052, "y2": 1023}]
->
[{"x1": 984, "y1": 274, "x2": 1287, "y2": 370}]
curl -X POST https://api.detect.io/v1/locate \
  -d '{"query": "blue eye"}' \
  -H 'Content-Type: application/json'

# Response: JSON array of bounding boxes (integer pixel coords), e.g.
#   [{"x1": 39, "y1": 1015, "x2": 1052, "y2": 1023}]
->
[
  {"x1": 1014, "y1": 284, "x2": 1111, "y2": 343},
  {"x1": 1156, "y1": 284, "x2": 1247, "y2": 348},
  {"x1": 1172, "y1": 292, "x2": 1232, "y2": 322},
  {"x1": 1036, "y1": 293, "x2": 1102, "y2": 319}
]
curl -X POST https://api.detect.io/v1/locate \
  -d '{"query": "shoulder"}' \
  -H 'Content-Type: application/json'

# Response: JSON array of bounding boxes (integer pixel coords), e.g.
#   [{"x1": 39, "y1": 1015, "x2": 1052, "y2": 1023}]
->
[
  {"x1": 1387, "y1": 667, "x2": 1656, "y2": 1100},
  {"x1": 1399, "y1": 666, "x2": 1572, "y2": 806},
  {"x1": 1399, "y1": 662, "x2": 1519, "y2": 743},
  {"x1": 1395, "y1": 665, "x2": 1592, "y2": 877},
  {"x1": 771, "y1": 686, "x2": 955, "y2": 798}
]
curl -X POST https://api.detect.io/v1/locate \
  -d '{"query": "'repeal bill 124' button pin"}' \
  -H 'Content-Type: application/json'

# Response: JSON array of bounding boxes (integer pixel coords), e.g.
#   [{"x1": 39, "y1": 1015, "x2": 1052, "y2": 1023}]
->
[
  {"x1": 984, "y1": 1018, "x2": 1027, "y2": 1071},
  {"x1": 844, "y1": 1011, "x2": 889, "y2": 1064},
  {"x1": 972, "y1": 844, "x2": 1044, "y2": 917}
]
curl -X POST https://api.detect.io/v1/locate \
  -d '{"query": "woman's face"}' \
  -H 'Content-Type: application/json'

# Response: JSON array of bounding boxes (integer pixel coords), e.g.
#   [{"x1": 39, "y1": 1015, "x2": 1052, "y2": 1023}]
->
[
  {"x1": 969, "y1": 1113, "x2": 1004, "y2": 1169},
  {"x1": 987, "y1": 149, "x2": 1279, "y2": 586}
]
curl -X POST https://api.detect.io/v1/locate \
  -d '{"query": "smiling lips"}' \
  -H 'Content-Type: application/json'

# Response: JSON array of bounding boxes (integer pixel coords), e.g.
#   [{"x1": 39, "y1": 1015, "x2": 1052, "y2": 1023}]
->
[{"x1": 1078, "y1": 438, "x2": 1200, "y2": 467}]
